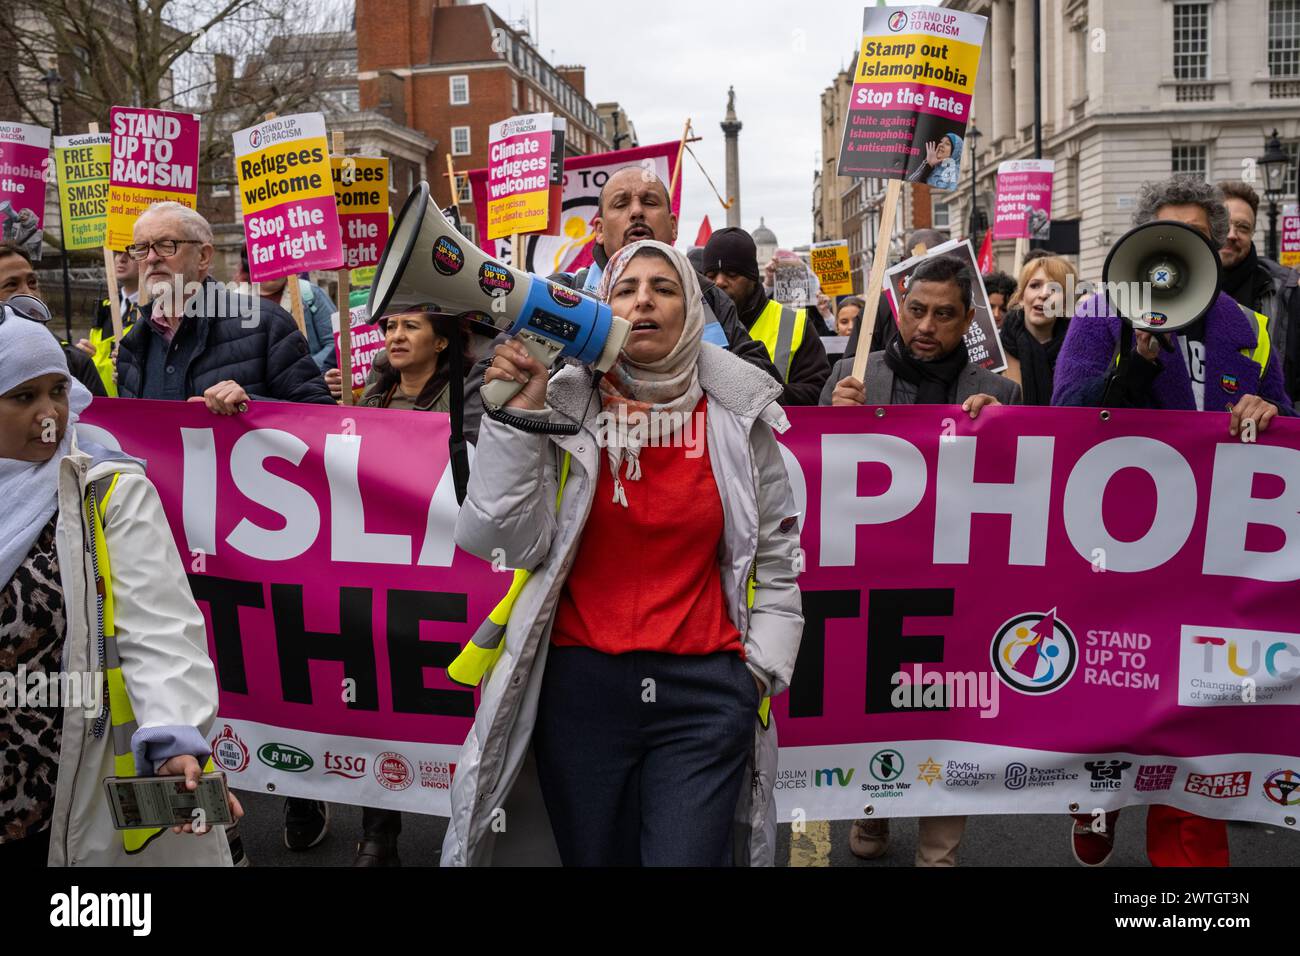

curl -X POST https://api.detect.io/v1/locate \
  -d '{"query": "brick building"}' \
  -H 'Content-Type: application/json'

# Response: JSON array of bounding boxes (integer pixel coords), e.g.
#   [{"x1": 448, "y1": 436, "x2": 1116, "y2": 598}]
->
[{"x1": 356, "y1": 0, "x2": 614, "y2": 244}]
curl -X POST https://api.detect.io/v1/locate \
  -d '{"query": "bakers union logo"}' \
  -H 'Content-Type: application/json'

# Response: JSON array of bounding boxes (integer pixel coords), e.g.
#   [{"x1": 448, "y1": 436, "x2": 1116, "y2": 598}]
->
[
  {"x1": 211, "y1": 725, "x2": 249, "y2": 773},
  {"x1": 257, "y1": 742, "x2": 313, "y2": 773},
  {"x1": 375, "y1": 752, "x2": 414, "y2": 791},
  {"x1": 888, "y1": 11, "x2": 909, "y2": 31}
]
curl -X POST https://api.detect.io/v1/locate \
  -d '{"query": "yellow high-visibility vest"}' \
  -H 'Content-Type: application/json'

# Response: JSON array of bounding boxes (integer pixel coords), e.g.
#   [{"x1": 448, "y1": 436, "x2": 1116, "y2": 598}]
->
[{"x1": 748, "y1": 299, "x2": 807, "y2": 383}]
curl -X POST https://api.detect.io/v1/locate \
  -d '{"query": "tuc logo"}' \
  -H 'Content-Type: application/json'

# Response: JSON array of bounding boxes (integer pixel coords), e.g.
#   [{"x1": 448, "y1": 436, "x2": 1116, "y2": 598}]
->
[{"x1": 1178, "y1": 626, "x2": 1300, "y2": 707}]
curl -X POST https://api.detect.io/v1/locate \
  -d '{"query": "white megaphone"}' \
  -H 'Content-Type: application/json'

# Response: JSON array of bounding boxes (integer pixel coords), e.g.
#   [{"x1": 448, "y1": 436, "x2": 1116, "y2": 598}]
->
[
  {"x1": 369, "y1": 181, "x2": 630, "y2": 409},
  {"x1": 1101, "y1": 220, "x2": 1222, "y2": 333}
]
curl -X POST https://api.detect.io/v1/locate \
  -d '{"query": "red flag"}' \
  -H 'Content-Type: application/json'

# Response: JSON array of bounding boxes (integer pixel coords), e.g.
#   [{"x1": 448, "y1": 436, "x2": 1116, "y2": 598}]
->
[
  {"x1": 976, "y1": 229, "x2": 994, "y2": 274},
  {"x1": 694, "y1": 216, "x2": 712, "y2": 247}
]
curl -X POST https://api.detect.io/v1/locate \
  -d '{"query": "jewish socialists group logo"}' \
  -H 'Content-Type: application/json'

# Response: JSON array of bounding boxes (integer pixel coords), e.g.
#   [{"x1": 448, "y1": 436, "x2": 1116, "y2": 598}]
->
[{"x1": 991, "y1": 609, "x2": 1078, "y2": 695}]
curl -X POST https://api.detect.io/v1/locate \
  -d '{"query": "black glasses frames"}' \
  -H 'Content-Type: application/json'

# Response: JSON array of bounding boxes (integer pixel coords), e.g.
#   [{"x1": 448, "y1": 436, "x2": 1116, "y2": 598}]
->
[{"x1": 126, "y1": 239, "x2": 205, "y2": 261}]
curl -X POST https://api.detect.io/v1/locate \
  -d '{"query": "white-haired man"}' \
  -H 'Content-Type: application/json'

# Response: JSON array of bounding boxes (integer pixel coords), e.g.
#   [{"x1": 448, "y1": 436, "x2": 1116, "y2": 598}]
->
[{"x1": 115, "y1": 202, "x2": 333, "y2": 410}]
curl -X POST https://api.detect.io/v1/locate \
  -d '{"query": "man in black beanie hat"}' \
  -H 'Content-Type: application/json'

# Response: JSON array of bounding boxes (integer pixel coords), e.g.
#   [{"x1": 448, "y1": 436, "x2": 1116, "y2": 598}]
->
[{"x1": 703, "y1": 226, "x2": 830, "y2": 406}]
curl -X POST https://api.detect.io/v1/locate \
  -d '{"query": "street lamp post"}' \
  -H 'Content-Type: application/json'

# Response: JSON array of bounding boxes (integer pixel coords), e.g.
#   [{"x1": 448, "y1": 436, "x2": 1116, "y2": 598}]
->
[
  {"x1": 1258, "y1": 128, "x2": 1288, "y2": 262},
  {"x1": 41, "y1": 67, "x2": 73, "y2": 343},
  {"x1": 968, "y1": 123, "x2": 983, "y2": 248}
]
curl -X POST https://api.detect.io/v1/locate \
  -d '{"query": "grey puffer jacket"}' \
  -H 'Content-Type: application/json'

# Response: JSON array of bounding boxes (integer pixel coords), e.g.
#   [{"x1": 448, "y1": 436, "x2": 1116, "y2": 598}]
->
[{"x1": 442, "y1": 343, "x2": 804, "y2": 866}]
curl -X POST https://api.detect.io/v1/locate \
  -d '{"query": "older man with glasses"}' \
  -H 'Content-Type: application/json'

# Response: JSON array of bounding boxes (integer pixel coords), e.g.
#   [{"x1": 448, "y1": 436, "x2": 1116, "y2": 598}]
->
[{"x1": 114, "y1": 201, "x2": 333, "y2": 411}]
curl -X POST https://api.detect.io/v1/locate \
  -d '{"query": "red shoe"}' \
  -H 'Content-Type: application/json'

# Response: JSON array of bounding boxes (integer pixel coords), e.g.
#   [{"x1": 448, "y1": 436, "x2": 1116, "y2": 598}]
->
[{"x1": 1071, "y1": 811, "x2": 1119, "y2": 866}]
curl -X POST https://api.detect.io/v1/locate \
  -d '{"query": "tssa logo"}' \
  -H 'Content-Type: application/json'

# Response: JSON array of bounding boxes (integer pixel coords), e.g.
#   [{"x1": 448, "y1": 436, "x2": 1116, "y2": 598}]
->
[
  {"x1": 813, "y1": 767, "x2": 855, "y2": 787},
  {"x1": 323, "y1": 751, "x2": 367, "y2": 779}
]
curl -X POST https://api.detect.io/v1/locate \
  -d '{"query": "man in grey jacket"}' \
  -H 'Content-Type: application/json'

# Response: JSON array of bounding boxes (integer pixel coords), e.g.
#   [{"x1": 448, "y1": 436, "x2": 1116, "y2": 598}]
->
[
  {"x1": 822, "y1": 254, "x2": 1021, "y2": 413},
  {"x1": 820, "y1": 253, "x2": 1018, "y2": 867}
]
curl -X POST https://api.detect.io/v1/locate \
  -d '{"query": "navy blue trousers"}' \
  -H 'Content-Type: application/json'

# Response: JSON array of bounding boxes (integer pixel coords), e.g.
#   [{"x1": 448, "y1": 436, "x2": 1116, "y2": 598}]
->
[{"x1": 533, "y1": 645, "x2": 758, "y2": 867}]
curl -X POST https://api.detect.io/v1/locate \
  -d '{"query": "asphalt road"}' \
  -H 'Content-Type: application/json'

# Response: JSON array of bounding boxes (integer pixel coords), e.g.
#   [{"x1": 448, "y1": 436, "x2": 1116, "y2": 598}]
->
[{"x1": 233, "y1": 792, "x2": 1299, "y2": 867}]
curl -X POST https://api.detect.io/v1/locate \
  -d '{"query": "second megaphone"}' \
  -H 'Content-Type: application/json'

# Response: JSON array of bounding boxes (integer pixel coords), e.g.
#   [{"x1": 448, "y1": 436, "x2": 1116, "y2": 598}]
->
[
  {"x1": 1101, "y1": 219, "x2": 1222, "y2": 334},
  {"x1": 369, "y1": 181, "x2": 630, "y2": 409}
]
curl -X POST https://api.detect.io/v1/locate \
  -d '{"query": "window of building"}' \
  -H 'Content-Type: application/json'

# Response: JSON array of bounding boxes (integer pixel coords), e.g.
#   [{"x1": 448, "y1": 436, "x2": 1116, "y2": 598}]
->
[
  {"x1": 452, "y1": 126, "x2": 471, "y2": 156},
  {"x1": 1270, "y1": 0, "x2": 1300, "y2": 76},
  {"x1": 1171, "y1": 144, "x2": 1208, "y2": 180},
  {"x1": 450, "y1": 74, "x2": 469, "y2": 105},
  {"x1": 1282, "y1": 140, "x2": 1300, "y2": 198},
  {"x1": 456, "y1": 173, "x2": 472, "y2": 204},
  {"x1": 1172, "y1": 2, "x2": 1210, "y2": 80},
  {"x1": 210, "y1": 156, "x2": 231, "y2": 198},
  {"x1": 932, "y1": 197, "x2": 950, "y2": 232},
  {"x1": 512, "y1": 80, "x2": 519, "y2": 110},
  {"x1": 459, "y1": 221, "x2": 476, "y2": 245}
]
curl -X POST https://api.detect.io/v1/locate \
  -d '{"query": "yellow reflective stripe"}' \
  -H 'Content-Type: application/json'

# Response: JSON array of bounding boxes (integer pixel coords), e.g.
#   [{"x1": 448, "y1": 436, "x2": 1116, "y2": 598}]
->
[
  {"x1": 90, "y1": 474, "x2": 120, "y2": 637},
  {"x1": 447, "y1": 452, "x2": 574, "y2": 687},
  {"x1": 749, "y1": 300, "x2": 807, "y2": 380},
  {"x1": 1250, "y1": 309, "x2": 1270, "y2": 374},
  {"x1": 758, "y1": 696, "x2": 771, "y2": 729},
  {"x1": 447, "y1": 641, "x2": 506, "y2": 687},
  {"x1": 488, "y1": 569, "x2": 530, "y2": 626}
]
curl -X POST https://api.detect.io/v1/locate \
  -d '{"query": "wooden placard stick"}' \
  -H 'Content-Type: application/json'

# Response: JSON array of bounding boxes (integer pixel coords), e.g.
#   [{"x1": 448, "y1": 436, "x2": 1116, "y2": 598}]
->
[
  {"x1": 86, "y1": 121, "x2": 126, "y2": 346},
  {"x1": 444, "y1": 154, "x2": 460, "y2": 208},
  {"x1": 667, "y1": 118, "x2": 692, "y2": 203},
  {"x1": 1012, "y1": 236, "x2": 1027, "y2": 278},
  {"x1": 851, "y1": 178, "x2": 903, "y2": 382},
  {"x1": 332, "y1": 130, "x2": 353, "y2": 405}
]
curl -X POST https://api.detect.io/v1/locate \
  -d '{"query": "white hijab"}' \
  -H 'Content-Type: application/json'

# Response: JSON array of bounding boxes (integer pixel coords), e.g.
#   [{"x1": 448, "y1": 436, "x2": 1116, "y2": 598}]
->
[
  {"x1": 0, "y1": 312, "x2": 93, "y2": 587},
  {"x1": 593, "y1": 240, "x2": 706, "y2": 506}
]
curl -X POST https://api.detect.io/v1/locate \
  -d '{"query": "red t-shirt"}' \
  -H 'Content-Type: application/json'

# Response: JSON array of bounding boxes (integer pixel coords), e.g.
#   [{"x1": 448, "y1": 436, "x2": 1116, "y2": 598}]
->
[{"x1": 550, "y1": 398, "x2": 743, "y2": 657}]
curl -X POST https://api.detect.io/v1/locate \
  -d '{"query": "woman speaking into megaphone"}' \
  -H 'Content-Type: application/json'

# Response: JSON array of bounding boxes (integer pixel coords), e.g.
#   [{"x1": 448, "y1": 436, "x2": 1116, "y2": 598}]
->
[
  {"x1": 443, "y1": 239, "x2": 803, "y2": 867},
  {"x1": 1052, "y1": 175, "x2": 1295, "y2": 440}
]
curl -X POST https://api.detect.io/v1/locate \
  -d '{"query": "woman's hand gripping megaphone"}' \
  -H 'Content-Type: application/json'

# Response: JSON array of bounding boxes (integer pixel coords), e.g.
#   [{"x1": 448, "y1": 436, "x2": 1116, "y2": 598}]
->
[{"x1": 484, "y1": 336, "x2": 553, "y2": 411}]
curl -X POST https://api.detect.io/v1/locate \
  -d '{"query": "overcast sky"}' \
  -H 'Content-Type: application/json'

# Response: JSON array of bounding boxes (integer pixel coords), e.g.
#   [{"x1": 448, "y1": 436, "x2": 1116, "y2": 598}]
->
[{"x1": 484, "y1": 0, "x2": 941, "y2": 251}]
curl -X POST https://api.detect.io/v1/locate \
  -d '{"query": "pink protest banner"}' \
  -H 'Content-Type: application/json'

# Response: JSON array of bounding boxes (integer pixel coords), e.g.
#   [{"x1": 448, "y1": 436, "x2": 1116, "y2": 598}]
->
[
  {"x1": 470, "y1": 140, "x2": 683, "y2": 277},
  {"x1": 234, "y1": 112, "x2": 343, "y2": 282},
  {"x1": 0, "y1": 121, "x2": 51, "y2": 261},
  {"x1": 74, "y1": 400, "x2": 1300, "y2": 823},
  {"x1": 334, "y1": 302, "x2": 385, "y2": 391},
  {"x1": 105, "y1": 107, "x2": 200, "y2": 251},
  {"x1": 994, "y1": 159, "x2": 1055, "y2": 240}
]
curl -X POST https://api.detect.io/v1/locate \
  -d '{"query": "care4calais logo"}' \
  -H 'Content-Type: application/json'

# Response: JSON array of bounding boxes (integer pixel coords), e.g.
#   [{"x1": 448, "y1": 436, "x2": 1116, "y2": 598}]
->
[{"x1": 991, "y1": 608, "x2": 1078, "y2": 694}]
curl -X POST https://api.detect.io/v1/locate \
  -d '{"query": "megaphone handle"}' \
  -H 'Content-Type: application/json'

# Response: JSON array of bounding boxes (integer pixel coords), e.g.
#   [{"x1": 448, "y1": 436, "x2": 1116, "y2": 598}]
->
[{"x1": 480, "y1": 331, "x2": 565, "y2": 410}]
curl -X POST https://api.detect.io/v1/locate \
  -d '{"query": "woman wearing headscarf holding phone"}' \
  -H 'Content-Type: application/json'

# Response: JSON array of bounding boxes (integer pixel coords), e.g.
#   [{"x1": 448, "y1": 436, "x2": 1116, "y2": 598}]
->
[
  {"x1": 0, "y1": 306, "x2": 238, "y2": 866},
  {"x1": 442, "y1": 240, "x2": 803, "y2": 867}
]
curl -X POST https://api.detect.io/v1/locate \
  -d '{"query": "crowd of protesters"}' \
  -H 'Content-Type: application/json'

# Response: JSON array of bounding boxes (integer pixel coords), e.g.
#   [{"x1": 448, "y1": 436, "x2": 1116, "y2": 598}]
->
[{"x1": 1, "y1": 164, "x2": 1294, "y2": 868}]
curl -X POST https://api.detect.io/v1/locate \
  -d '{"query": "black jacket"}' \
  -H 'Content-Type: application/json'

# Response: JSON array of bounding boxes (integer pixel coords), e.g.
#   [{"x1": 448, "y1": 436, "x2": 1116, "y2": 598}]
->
[
  {"x1": 735, "y1": 285, "x2": 830, "y2": 407},
  {"x1": 116, "y1": 277, "x2": 334, "y2": 404},
  {"x1": 60, "y1": 340, "x2": 107, "y2": 397}
]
